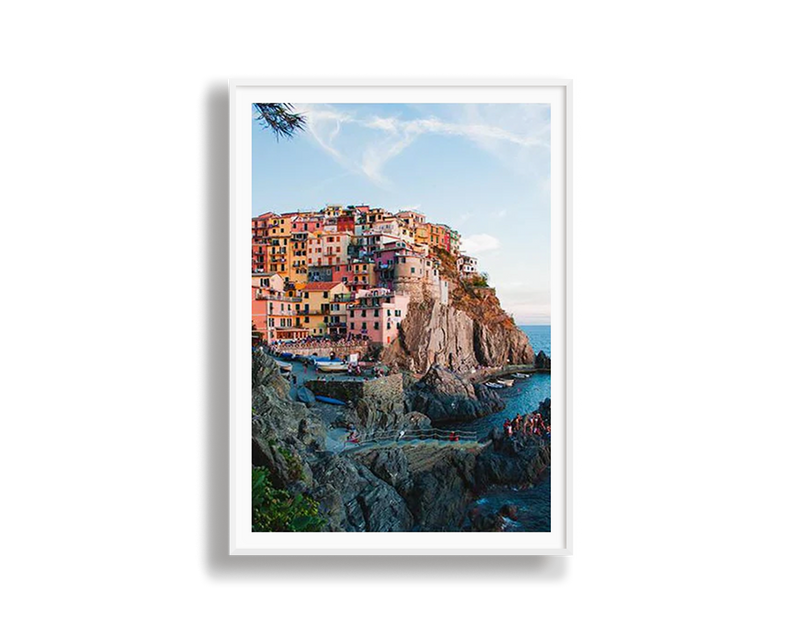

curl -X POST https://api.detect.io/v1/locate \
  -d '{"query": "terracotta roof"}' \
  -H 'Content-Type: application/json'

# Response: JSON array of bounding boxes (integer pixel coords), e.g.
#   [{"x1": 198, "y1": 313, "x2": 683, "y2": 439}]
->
[{"x1": 303, "y1": 282, "x2": 345, "y2": 292}]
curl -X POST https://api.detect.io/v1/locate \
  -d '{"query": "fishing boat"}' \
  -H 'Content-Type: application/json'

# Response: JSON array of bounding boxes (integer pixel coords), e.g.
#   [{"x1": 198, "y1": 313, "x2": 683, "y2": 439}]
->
[
  {"x1": 511, "y1": 372, "x2": 530, "y2": 379},
  {"x1": 277, "y1": 362, "x2": 293, "y2": 372},
  {"x1": 315, "y1": 395, "x2": 347, "y2": 406},
  {"x1": 495, "y1": 378, "x2": 514, "y2": 387},
  {"x1": 485, "y1": 381, "x2": 504, "y2": 389},
  {"x1": 316, "y1": 362, "x2": 348, "y2": 373}
]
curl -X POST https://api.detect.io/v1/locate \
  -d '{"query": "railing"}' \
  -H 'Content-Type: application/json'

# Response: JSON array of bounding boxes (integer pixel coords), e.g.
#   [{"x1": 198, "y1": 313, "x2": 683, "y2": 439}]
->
[
  {"x1": 255, "y1": 293, "x2": 302, "y2": 302},
  {"x1": 340, "y1": 427, "x2": 480, "y2": 452}
]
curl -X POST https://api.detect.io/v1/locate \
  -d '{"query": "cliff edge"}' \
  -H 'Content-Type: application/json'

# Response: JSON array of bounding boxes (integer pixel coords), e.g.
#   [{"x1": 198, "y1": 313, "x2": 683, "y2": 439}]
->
[{"x1": 382, "y1": 248, "x2": 534, "y2": 374}]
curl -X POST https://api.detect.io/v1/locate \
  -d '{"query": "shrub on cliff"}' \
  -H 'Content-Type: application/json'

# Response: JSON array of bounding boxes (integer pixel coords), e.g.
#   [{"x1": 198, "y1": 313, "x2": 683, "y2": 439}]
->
[{"x1": 252, "y1": 467, "x2": 325, "y2": 532}]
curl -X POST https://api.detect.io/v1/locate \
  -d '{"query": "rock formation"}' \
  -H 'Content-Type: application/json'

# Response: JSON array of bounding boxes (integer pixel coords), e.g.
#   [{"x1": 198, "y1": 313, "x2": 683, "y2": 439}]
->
[
  {"x1": 382, "y1": 249, "x2": 534, "y2": 374},
  {"x1": 404, "y1": 364, "x2": 505, "y2": 423},
  {"x1": 251, "y1": 349, "x2": 550, "y2": 532}
]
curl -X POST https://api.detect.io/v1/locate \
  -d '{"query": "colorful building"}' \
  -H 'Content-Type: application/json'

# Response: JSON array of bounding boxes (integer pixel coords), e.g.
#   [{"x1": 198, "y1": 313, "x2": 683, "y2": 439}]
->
[
  {"x1": 347, "y1": 288, "x2": 410, "y2": 344},
  {"x1": 252, "y1": 204, "x2": 462, "y2": 341},
  {"x1": 299, "y1": 281, "x2": 349, "y2": 337},
  {"x1": 457, "y1": 254, "x2": 478, "y2": 277},
  {"x1": 251, "y1": 277, "x2": 307, "y2": 343}
]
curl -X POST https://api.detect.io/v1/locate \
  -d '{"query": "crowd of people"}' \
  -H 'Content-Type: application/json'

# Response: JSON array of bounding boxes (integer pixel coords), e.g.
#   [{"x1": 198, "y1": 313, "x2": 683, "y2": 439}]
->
[{"x1": 502, "y1": 412, "x2": 550, "y2": 439}]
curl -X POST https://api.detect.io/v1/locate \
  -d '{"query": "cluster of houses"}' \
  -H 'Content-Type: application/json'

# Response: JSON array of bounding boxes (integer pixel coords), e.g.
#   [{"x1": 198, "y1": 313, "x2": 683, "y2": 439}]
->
[{"x1": 252, "y1": 204, "x2": 478, "y2": 345}]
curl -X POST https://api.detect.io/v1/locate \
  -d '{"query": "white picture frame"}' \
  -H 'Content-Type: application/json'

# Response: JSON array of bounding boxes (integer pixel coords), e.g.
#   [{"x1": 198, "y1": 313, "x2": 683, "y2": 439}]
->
[{"x1": 228, "y1": 72, "x2": 584, "y2": 560}]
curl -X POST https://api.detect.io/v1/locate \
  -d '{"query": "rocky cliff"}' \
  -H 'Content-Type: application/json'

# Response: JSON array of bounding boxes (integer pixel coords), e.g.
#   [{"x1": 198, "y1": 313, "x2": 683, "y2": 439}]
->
[
  {"x1": 382, "y1": 248, "x2": 534, "y2": 374},
  {"x1": 251, "y1": 350, "x2": 550, "y2": 532},
  {"x1": 405, "y1": 364, "x2": 504, "y2": 423}
]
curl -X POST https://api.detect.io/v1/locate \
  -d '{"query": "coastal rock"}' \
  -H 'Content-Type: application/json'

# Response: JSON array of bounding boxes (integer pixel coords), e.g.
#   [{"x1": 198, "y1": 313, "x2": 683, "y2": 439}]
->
[
  {"x1": 535, "y1": 350, "x2": 551, "y2": 371},
  {"x1": 381, "y1": 252, "x2": 534, "y2": 374},
  {"x1": 310, "y1": 454, "x2": 413, "y2": 532},
  {"x1": 537, "y1": 397, "x2": 551, "y2": 425},
  {"x1": 253, "y1": 346, "x2": 553, "y2": 533},
  {"x1": 355, "y1": 445, "x2": 479, "y2": 531},
  {"x1": 467, "y1": 503, "x2": 519, "y2": 532},
  {"x1": 475, "y1": 434, "x2": 551, "y2": 489},
  {"x1": 472, "y1": 319, "x2": 535, "y2": 369},
  {"x1": 251, "y1": 350, "x2": 326, "y2": 490},
  {"x1": 405, "y1": 365, "x2": 504, "y2": 423}
]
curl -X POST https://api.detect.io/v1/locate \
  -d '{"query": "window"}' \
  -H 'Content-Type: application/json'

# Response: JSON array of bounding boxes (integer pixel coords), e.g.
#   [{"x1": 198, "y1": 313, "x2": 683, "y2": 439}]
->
[
  {"x1": 395, "y1": 309, "x2": 401, "y2": 317},
  {"x1": 323, "y1": 291, "x2": 329, "y2": 298},
  {"x1": 304, "y1": 317, "x2": 309, "y2": 323},
  {"x1": 374, "y1": 322, "x2": 379, "y2": 330},
  {"x1": 374, "y1": 309, "x2": 379, "y2": 317},
  {"x1": 387, "y1": 309, "x2": 391, "y2": 316},
  {"x1": 350, "y1": 310, "x2": 354, "y2": 318},
  {"x1": 361, "y1": 322, "x2": 366, "y2": 330},
  {"x1": 411, "y1": 267, "x2": 416, "y2": 274},
  {"x1": 304, "y1": 292, "x2": 309, "y2": 299},
  {"x1": 350, "y1": 322, "x2": 354, "y2": 330},
  {"x1": 361, "y1": 310, "x2": 366, "y2": 318},
  {"x1": 387, "y1": 322, "x2": 391, "y2": 330}
]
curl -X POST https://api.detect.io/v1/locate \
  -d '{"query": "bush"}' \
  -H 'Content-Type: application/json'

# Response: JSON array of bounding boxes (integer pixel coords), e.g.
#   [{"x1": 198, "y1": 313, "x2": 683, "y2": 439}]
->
[{"x1": 252, "y1": 467, "x2": 325, "y2": 532}]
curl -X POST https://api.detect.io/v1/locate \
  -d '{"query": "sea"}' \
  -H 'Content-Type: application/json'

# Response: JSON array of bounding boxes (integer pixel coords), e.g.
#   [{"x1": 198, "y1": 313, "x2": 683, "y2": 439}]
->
[{"x1": 462, "y1": 325, "x2": 552, "y2": 532}]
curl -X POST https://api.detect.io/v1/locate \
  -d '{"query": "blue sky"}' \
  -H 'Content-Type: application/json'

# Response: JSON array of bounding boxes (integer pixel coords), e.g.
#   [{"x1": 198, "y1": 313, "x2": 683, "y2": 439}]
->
[{"x1": 252, "y1": 103, "x2": 551, "y2": 324}]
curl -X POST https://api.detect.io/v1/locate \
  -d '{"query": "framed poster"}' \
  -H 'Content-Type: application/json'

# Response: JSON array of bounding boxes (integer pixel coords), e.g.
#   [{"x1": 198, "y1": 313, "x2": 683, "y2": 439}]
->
[{"x1": 230, "y1": 80, "x2": 572, "y2": 554}]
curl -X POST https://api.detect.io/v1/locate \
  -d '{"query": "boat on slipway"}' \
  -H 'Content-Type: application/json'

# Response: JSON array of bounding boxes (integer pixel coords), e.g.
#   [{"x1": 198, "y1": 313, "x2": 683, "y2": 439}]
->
[
  {"x1": 495, "y1": 378, "x2": 515, "y2": 387},
  {"x1": 485, "y1": 381, "x2": 504, "y2": 389},
  {"x1": 316, "y1": 361, "x2": 348, "y2": 373},
  {"x1": 511, "y1": 373, "x2": 530, "y2": 379}
]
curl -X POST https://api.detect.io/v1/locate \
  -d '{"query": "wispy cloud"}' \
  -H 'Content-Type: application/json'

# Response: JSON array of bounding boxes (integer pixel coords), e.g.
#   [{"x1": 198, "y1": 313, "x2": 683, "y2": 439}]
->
[
  {"x1": 297, "y1": 104, "x2": 550, "y2": 187},
  {"x1": 461, "y1": 233, "x2": 501, "y2": 254}
]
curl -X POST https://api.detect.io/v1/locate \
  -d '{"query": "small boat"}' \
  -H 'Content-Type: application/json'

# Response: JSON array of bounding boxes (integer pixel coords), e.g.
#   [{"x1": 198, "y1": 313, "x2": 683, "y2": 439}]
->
[
  {"x1": 317, "y1": 362, "x2": 348, "y2": 373},
  {"x1": 297, "y1": 387, "x2": 315, "y2": 405},
  {"x1": 278, "y1": 362, "x2": 293, "y2": 372},
  {"x1": 495, "y1": 378, "x2": 514, "y2": 387},
  {"x1": 279, "y1": 352, "x2": 294, "y2": 360},
  {"x1": 315, "y1": 395, "x2": 347, "y2": 406},
  {"x1": 511, "y1": 373, "x2": 530, "y2": 379},
  {"x1": 485, "y1": 381, "x2": 504, "y2": 389}
]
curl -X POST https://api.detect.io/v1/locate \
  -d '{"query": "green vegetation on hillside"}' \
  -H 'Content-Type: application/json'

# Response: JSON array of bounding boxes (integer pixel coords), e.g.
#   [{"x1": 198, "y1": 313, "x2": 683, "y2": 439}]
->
[{"x1": 252, "y1": 467, "x2": 325, "y2": 532}]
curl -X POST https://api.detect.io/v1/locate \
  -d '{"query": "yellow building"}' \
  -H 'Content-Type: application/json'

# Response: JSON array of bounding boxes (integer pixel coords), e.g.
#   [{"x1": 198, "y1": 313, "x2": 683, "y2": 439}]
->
[
  {"x1": 264, "y1": 214, "x2": 291, "y2": 278},
  {"x1": 298, "y1": 281, "x2": 349, "y2": 336},
  {"x1": 414, "y1": 222, "x2": 431, "y2": 248}
]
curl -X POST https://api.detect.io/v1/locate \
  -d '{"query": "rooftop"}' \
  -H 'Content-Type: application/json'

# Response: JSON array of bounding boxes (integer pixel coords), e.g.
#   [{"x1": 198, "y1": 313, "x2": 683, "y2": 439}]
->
[{"x1": 303, "y1": 281, "x2": 346, "y2": 292}]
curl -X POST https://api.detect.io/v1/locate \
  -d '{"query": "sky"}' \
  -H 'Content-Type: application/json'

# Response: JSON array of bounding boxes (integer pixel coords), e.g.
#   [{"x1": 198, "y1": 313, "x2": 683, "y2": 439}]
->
[{"x1": 252, "y1": 103, "x2": 551, "y2": 325}]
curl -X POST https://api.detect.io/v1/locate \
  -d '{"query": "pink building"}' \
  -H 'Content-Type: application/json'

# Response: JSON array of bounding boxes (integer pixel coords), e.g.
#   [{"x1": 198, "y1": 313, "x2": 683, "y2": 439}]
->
[{"x1": 347, "y1": 288, "x2": 410, "y2": 345}]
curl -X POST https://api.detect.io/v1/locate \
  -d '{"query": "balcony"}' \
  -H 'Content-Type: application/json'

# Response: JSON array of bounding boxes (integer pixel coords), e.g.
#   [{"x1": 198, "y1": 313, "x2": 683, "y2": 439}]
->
[{"x1": 256, "y1": 293, "x2": 302, "y2": 302}]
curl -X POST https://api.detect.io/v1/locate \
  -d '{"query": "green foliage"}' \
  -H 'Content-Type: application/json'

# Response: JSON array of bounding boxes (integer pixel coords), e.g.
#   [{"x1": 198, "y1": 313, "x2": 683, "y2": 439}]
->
[
  {"x1": 252, "y1": 467, "x2": 325, "y2": 532},
  {"x1": 463, "y1": 273, "x2": 489, "y2": 289},
  {"x1": 253, "y1": 103, "x2": 306, "y2": 139},
  {"x1": 277, "y1": 446, "x2": 304, "y2": 481}
]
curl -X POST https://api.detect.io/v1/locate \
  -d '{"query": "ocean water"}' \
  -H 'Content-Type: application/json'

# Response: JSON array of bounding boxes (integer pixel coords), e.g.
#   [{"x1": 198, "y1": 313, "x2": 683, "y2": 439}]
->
[
  {"x1": 464, "y1": 324, "x2": 551, "y2": 532},
  {"x1": 468, "y1": 325, "x2": 551, "y2": 440}
]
